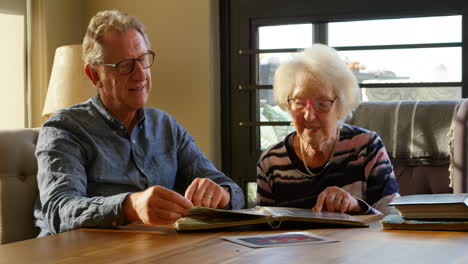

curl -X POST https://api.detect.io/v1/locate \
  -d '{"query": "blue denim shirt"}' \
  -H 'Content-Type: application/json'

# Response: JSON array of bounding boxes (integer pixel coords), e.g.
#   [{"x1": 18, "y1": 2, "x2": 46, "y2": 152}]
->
[{"x1": 34, "y1": 95, "x2": 244, "y2": 236}]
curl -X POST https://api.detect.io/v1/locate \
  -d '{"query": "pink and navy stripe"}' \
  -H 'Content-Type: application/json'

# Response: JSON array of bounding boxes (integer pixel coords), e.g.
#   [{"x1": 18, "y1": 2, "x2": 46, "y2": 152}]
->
[{"x1": 256, "y1": 123, "x2": 399, "y2": 214}]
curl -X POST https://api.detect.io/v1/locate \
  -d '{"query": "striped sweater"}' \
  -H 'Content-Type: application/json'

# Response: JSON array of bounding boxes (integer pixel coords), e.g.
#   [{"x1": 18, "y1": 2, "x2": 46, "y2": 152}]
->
[{"x1": 256, "y1": 123, "x2": 399, "y2": 214}]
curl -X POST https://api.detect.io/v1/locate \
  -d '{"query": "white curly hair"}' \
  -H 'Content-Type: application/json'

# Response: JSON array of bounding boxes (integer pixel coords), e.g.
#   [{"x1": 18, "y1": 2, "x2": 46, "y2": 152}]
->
[{"x1": 273, "y1": 44, "x2": 360, "y2": 120}]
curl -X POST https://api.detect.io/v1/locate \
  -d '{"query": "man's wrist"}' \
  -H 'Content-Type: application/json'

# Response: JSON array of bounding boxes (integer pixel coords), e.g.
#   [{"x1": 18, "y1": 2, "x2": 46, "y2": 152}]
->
[
  {"x1": 122, "y1": 193, "x2": 139, "y2": 223},
  {"x1": 221, "y1": 185, "x2": 230, "y2": 193},
  {"x1": 221, "y1": 185, "x2": 231, "y2": 208},
  {"x1": 222, "y1": 185, "x2": 231, "y2": 199}
]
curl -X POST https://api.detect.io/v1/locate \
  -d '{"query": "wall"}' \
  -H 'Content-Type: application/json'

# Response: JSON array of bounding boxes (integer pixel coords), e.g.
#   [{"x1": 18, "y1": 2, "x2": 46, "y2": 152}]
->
[
  {"x1": 83, "y1": 0, "x2": 221, "y2": 167},
  {"x1": 30, "y1": 0, "x2": 86, "y2": 127},
  {"x1": 31, "y1": 0, "x2": 221, "y2": 167}
]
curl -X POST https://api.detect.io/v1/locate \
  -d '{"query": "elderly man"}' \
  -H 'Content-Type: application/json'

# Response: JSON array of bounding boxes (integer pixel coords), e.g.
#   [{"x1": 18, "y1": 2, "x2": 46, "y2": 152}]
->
[{"x1": 34, "y1": 10, "x2": 244, "y2": 236}]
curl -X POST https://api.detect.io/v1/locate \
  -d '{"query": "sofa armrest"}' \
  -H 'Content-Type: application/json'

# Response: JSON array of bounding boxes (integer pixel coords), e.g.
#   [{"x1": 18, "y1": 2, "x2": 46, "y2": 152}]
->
[
  {"x1": 453, "y1": 99, "x2": 468, "y2": 193},
  {"x1": 0, "y1": 128, "x2": 40, "y2": 244}
]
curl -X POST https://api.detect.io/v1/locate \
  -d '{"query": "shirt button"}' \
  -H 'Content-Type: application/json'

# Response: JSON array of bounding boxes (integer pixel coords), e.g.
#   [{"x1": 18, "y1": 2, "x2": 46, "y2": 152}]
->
[{"x1": 132, "y1": 139, "x2": 136, "y2": 144}]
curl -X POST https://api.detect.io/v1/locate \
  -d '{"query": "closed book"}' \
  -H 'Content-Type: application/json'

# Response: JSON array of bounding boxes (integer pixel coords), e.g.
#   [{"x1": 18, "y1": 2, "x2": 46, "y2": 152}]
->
[
  {"x1": 381, "y1": 214, "x2": 468, "y2": 231},
  {"x1": 388, "y1": 193, "x2": 468, "y2": 220}
]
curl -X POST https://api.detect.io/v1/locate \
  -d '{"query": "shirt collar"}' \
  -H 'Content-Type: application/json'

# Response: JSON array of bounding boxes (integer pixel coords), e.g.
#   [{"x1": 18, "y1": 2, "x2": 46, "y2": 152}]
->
[{"x1": 91, "y1": 94, "x2": 146, "y2": 132}]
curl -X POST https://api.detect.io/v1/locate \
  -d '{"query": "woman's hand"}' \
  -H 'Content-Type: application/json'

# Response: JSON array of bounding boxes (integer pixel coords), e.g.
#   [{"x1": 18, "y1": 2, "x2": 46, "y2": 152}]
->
[{"x1": 313, "y1": 186, "x2": 362, "y2": 213}]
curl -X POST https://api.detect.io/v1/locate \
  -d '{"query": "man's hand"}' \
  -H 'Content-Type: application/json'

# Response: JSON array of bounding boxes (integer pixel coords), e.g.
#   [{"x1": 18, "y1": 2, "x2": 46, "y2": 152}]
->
[
  {"x1": 313, "y1": 186, "x2": 362, "y2": 213},
  {"x1": 184, "y1": 178, "x2": 230, "y2": 208},
  {"x1": 123, "y1": 186, "x2": 193, "y2": 225}
]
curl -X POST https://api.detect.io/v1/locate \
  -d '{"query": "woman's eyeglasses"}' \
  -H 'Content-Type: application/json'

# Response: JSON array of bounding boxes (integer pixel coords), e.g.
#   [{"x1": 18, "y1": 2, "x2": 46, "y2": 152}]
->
[{"x1": 287, "y1": 97, "x2": 337, "y2": 113}]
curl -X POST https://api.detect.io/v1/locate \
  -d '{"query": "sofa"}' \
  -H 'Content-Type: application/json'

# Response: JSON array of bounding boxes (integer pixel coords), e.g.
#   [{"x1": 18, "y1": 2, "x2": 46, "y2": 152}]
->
[
  {"x1": 1, "y1": 99, "x2": 468, "y2": 244},
  {"x1": 347, "y1": 100, "x2": 462, "y2": 195}
]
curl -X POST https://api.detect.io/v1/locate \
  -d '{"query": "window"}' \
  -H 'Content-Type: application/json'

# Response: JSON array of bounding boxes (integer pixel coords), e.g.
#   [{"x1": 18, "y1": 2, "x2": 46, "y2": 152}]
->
[
  {"x1": 220, "y1": 0, "x2": 468, "y2": 195},
  {"x1": 0, "y1": 0, "x2": 27, "y2": 128},
  {"x1": 256, "y1": 16, "x2": 462, "y2": 148},
  {"x1": 330, "y1": 16, "x2": 462, "y2": 101}
]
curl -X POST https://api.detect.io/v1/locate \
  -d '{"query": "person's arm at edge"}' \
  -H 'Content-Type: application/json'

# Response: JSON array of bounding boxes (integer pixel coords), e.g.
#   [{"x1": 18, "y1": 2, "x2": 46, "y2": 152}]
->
[{"x1": 35, "y1": 122, "x2": 130, "y2": 235}]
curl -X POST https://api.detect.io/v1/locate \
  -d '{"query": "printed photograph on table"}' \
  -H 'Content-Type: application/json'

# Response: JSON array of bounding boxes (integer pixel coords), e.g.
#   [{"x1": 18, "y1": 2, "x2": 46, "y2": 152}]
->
[{"x1": 222, "y1": 231, "x2": 338, "y2": 248}]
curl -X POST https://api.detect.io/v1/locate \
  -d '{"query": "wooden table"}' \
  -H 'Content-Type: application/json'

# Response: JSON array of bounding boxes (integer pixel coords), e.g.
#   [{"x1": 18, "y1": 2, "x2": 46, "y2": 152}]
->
[{"x1": 1, "y1": 219, "x2": 467, "y2": 264}]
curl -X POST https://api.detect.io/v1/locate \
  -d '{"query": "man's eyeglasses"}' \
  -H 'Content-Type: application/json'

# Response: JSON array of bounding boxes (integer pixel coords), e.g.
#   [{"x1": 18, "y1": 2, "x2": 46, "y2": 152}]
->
[
  {"x1": 102, "y1": 50, "x2": 155, "y2": 75},
  {"x1": 287, "y1": 97, "x2": 337, "y2": 113}
]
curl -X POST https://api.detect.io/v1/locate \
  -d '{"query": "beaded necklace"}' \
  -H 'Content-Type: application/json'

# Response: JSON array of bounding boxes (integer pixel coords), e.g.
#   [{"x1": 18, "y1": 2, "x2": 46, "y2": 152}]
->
[{"x1": 299, "y1": 125, "x2": 340, "y2": 176}]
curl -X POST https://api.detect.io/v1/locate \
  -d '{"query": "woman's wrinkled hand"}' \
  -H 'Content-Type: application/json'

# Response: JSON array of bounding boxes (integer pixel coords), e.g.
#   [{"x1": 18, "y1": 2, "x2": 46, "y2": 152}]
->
[{"x1": 313, "y1": 186, "x2": 362, "y2": 213}]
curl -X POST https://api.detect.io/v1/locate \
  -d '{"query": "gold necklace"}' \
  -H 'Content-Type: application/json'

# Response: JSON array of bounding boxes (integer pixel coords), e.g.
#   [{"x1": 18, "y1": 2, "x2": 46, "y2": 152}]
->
[{"x1": 299, "y1": 125, "x2": 340, "y2": 177}]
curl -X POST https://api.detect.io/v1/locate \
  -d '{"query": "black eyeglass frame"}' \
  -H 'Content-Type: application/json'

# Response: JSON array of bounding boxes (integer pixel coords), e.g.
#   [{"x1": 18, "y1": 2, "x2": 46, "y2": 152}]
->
[{"x1": 101, "y1": 50, "x2": 155, "y2": 75}]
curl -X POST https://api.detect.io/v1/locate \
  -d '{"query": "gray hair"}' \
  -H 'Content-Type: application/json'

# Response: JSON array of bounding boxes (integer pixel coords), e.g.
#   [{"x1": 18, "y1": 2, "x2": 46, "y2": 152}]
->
[
  {"x1": 83, "y1": 10, "x2": 151, "y2": 65},
  {"x1": 273, "y1": 44, "x2": 360, "y2": 120}
]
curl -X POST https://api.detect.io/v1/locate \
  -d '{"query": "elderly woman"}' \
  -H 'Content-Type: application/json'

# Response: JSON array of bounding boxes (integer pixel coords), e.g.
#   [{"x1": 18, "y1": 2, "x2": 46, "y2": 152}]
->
[{"x1": 256, "y1": 44, "x2": 399, "y2": 214}]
